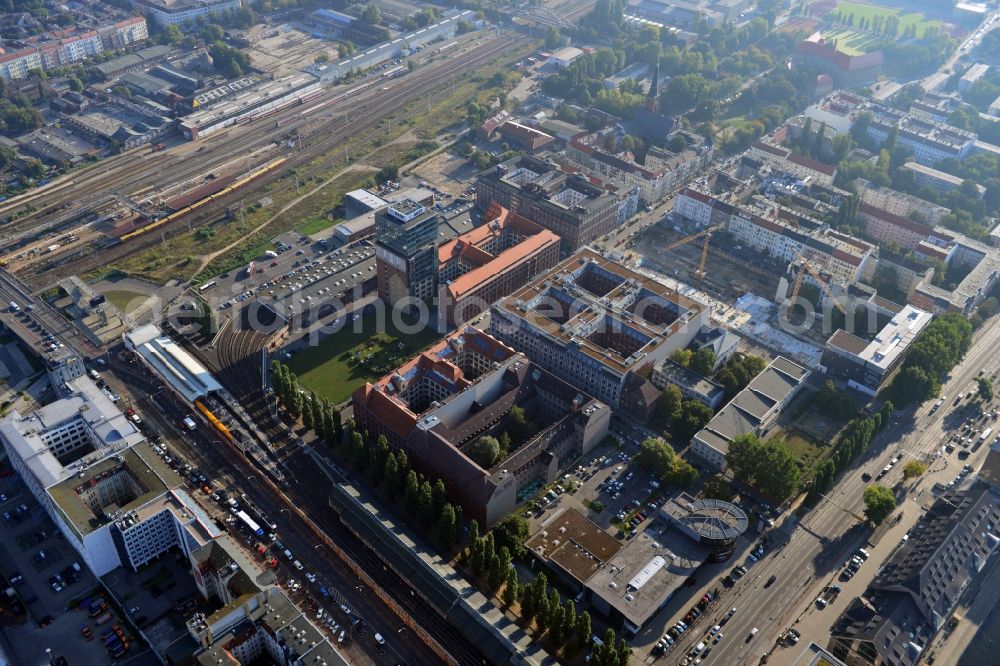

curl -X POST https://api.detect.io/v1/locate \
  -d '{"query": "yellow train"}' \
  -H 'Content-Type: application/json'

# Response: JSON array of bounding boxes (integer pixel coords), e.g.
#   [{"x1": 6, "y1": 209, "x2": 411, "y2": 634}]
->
[
  {"x1": 119, "y1": 156, "x2": 288, "y2": 242},
  {"x1": 194, "y1": 398, "x2": 236, "y2": 444}
]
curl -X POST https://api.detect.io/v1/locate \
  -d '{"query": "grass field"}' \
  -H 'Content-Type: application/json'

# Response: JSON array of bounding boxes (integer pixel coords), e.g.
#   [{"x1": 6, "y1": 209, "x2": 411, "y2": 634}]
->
[
  {"x1": 782, "y1": 429, "x2": 829, "y2": 480},
  {"x1": 103, "y1": 289, "x2": 145, "y2": 313},
  {"x1": 286, "y1": 311, "x2": 440, "y2": 405},
  {"x1": 832, "y1": 1, "x2": 941, "y2": 39},
  {"x1": 822, "y1": 28, "x2": 882, "y2": 55}
]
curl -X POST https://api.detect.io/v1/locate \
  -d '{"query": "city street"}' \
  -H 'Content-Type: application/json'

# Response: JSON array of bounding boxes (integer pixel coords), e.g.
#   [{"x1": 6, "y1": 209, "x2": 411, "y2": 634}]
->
[{"x1": 656, "y1": 312, "x2": 1000, "y2": 665}]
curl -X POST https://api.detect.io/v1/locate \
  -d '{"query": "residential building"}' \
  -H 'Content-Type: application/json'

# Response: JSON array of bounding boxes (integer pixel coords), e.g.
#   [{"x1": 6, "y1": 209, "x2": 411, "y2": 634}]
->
[
  {"x1": 0, "y1": 377, "x2": 224, "y2": 576},
  {"x1": 352, "y1": 328, "x2": 610, "y2": 526},
  {"x1": 651, "y1": 359, "x2": 726, "y2": 409},
  {"x1": 749, "y1": 138, "x2": 837, "y2": 187},
  {"x1": 912, "y1": 235, "x2": 1000, "y2": 316},
  {"x1": 476, "y1": 155, "x2": 619, "y2": 254},
  {"x1": 565, "y1": 128, "x2": 712, "y2": 204},
  {"x1": 375, "y1": 198, "x2": 441, "y2": 308},
  {"x1": 0, "y1": 48, "x2": 43, "y2": 79},
  {"x1": 436, "y1": 202, "x2": 560, "y2": 331},
  {"x1": 131, "y1": 0, "x2": 243, "y2": 26},
  {"x1": 490, "y1": 249, "x2": 709, "y2": 415},
  {"x1": 793, "y1": 33, "x2": 884, "y2": 88},
  {"x1": 828, "y1": 488, "x2": 1000, "y2": 666},
  {"x1": 877, "y1": 249, "x2": 935, "y2": 301},
  {"x1": 959, "y1": 63, "x2": 990, "y2": 92},
  {"x1": 853, "y1": 178, "x2": 951, "y2": 226},
  {"x1": 822, "y1": 304, "x2": 932, "y2": 396},
  {"x1": 899, "y1": 161, "x2": 981, "y2": 195},
  {"x1": 867, "y1": 113, "x2": 977, "y2": 165},
  {"x1": 856, "y1": 203, "x2": 936, "y2": 251},
  {"x1": 691, "y1": 357, "x2": 808, "y2": 470},
  {"x1": 802, "y1": 91, "x2": 871, "y2": 135}
]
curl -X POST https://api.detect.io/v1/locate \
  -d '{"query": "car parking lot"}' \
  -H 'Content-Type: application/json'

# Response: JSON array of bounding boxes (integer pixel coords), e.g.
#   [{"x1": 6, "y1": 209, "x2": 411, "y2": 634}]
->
[{"x1": 0, "y1": 462, "x2": 132, "y2": 665}]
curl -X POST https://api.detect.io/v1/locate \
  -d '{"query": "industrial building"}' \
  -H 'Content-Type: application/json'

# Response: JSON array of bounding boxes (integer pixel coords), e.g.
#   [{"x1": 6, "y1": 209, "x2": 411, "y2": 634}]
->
[
  {"x1": 691, "y1": 357, "x2": 808, "y2": 470},
  {"x1": 124, "y1": 324, "x2": 223, "y2": 404},
  {"x1": 822, "y1": 305, "x2": 932, "y2": 396},
  {"x1": 436, "y1": 202, "x2": 561, "y2": 331},
  {"x1": 490, "y1": 249, "x2": 709, "y2": 416},
  {"x1": 310, "y1": 8, "x2": 389, "y2": 46},
  {"x1": 352, "y1": 328, "x2": 610, "y2": 527},
  {"x1": 476, "y1": 156, "x2": 620, "y2": 254},
  {"x1": 0, "y1": 376, "x2": 222, "y2": 576},
  {"x1": 178, "y1": 75, "x2": 322, "y2": 140},
  {"x1": 828, "y1": 488, "x2": 1000, "y2": 666}
]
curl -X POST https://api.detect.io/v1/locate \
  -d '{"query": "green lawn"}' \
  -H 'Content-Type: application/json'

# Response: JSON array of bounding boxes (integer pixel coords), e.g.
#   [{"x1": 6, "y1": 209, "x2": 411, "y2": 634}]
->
[
  {"x1": 103, "y1": 289, "x2": 146, "y2": 313},
  {"x1": 287, "y1": 311, "x2": 441, "y2": 405},
  {"x1": 822, "y1": 28, "x2": 882, "y2": 56},
  {"x1": 781, "y1": 429, "x2": 829, "y2": 482},
  {"x1": 297, "y1": 214, "x2": 342, "y2": 236},
  {"x1": 833, "y1": 1, "x2": 941, "y2": 39}
]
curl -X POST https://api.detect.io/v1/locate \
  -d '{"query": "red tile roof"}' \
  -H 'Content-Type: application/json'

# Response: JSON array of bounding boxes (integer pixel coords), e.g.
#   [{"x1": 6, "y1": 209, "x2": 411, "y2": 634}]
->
[{"x1": 794, "y1": 37, "x2": 884, "y2": 72}]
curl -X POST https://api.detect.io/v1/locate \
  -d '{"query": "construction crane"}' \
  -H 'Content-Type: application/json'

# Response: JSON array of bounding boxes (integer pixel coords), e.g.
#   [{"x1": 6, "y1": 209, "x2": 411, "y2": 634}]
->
[
  {"x1": 662, "y1": 224, "x2": 723, "y2": 282},
  {"x1": 786, "y1": 254, "x2": 847, "y2": 315}
]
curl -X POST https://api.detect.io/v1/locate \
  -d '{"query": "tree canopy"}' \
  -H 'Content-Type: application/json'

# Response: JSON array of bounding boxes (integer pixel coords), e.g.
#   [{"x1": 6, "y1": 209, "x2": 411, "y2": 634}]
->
[
  {"x1": 725, "y1": 433, "x2": 801, "y2": 501},
  {"x1": 863, "y1": 484, "x2": 896, "y2": 526}
]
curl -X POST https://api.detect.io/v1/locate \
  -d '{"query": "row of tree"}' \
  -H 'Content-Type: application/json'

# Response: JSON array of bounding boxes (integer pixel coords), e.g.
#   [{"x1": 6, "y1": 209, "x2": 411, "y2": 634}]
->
[
  {"x1": 271, "y1": 361, "x2": 343, "y2": 442},
  {"x1": 726, "y1": 434, "x2": 801, "y2": 502},
  {"x1": 806, "y1": 401, "x2": 894, "y2": 507},
  {"x1": 651, "y1": 386, "x2": 715, "y2": 443},
  {"x1": 885, "y1": 314, "x2": 973, "y2": 405}
]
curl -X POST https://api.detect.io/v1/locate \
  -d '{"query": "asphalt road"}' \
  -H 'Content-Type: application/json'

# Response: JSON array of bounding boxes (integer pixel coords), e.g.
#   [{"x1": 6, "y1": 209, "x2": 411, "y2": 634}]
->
[{"x1": 659, "y1": 312, "x2": 1000, "y2": 666}]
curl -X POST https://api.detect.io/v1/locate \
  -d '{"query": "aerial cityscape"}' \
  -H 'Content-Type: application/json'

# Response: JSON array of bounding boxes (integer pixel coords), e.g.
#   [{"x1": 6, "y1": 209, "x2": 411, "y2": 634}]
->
[{"x1": 1, "y1": 0, "x2": 1000, "y2": 665}]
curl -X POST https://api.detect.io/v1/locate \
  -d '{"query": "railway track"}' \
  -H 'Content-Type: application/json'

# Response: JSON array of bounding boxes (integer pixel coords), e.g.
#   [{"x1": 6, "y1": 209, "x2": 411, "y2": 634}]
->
[{"x1": 18, "y1": 36, "x2": 527, "y2": 290}]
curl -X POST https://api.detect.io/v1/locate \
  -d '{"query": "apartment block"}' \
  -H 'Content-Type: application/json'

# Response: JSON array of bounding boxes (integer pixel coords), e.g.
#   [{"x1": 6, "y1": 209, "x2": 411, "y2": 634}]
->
[
  {"x1": 490, "y1": 249, "x2": 709, "y2": 415},
  {"x1": 853, "y1": 178, "x2": 950, "y2": 226},
  {"x1": 822, "y1": 304, "x2": 932, "y2": 396},
  {"x1": 352, "y1": 328, "x2": 610, "y2": 526},
  {"x1": 132, "y1": 0, "x2": 242, "y2": 25},
  {"x1": 899, "y1": 161, "x2": 982, "y2": 195},
  {"x1": 749, "y1": 139, "x2": 837, "y2": 187},
  {"x1": 565, "y1": 129, "x2": 712, "y2": 205},
  {"x1": 867, "y1": 112, "x2": 977, "y2": 165},
  {"x1": 476, "y1": 156, "x2": 619, "y2": 254},
  {"x1": 436, "y1": 202, "x2": 560, "y2": 331}
]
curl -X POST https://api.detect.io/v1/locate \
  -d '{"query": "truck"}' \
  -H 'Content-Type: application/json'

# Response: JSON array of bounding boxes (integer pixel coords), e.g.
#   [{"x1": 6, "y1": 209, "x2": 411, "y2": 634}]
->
[
  {"x1": 183, "y1": 416, "x2": 197, "y2": 431},
  {"x1": 45, "y1": 244, "x2": 61, "y2": 254},
  {"x1": 980, "y1": 427, "x2": 993, "y2": 443},
  {"x1": 89, "y1": 600, "x2": 108, "y2": 617},
  {"x1": 94, "y1": 611, "x2": 113, "y2": 626},
  {"x1": 931, "y1": 397, "x2": 945, "y2": 412}
]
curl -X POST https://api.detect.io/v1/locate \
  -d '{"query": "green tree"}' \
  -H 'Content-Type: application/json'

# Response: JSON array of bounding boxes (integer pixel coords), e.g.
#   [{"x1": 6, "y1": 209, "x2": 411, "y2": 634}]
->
[
  {"x1": 675, "y1": 400, "x2": 714, "y2": 442},
  {"x1": 690, "y1": 348, "x2": 717, "y2": 375},
  {"x1": 637, "y1": 437, "x2": 679, "y2": 478},
  {"x1": 440, "y1": 503, "x2": 457, "y2": 546},
  {"x1": 561, "y1": 599, "x2": 577, "y2": 642},
  {"x1": 468, "y1": 435, "x2": 502, "y2": 468},
  {"x1": 977, "y1": 377, "x2": 993, "y2": 401},
  {"x1": 726, "y1": 433, "x2": 761, "y2": 482},
  {"x1": 547, "y1": 588, "x2": 564, "y2": 639},
  {"x1": 432, "y1": 478, "x2": 447, "y2": 517},
  {"x1": 863, "y1": 484, "x2": 896, "y2": 525},
  {"x1": 488, "y1": 551, "x2": 504, "y2": 590},
  {"x1": 332, "y1": 408, "x2": 343, "y2": 443},
  {"x1": 404, "y1": 470, "x2": 420, "y2": 516},
  {"x1": 506, "y1": 405, "x2": 537, "y2": 443},
  {"x1": 576, "y1": 610, "x2": 592, "y2": 648},
  {"x1": 362, "y1": 4, "x2": 382, "y2": 25},
  {"x1": 756, "y1": 438, "x2": 802, "y2": 501},
  {"x1": 702, "y1": 474, "x2": 735, "y2": 501},
  {"x1": 418, "y1": 480, "x2": 435, "y2": 528},
  {"x1": 652, "y1": 384, "x2": 682, "y2": 426},
  {"x1": 902, "y1": 459, "x2": 927, "y2": 479},
  {"x1": 492, "y1": 515, "x2": 531, "y2": 558},
  {"x1": 671, "y1": 348, "x2": 693, "y2": 367},
  {"x1": 67, "y1": 76, "x2": 83, "y2": 92},
  {"x1": 545, "y1": 27, "x2": 561, "y2": 49},
  {"x1": 384, "y1": 452, "x2": 399, "y2": 497}
]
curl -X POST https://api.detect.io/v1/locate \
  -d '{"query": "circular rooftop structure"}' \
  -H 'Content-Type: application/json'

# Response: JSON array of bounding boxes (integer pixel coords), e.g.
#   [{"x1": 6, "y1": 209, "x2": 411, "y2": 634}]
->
[{"x1": 677, "y1": 498, "x2": 749, "y2": 545}]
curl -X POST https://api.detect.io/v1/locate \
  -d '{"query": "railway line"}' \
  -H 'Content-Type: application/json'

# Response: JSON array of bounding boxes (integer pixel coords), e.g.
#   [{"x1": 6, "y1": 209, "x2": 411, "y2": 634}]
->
[{"x1": 15, "y1": 35, "x2": 526, "y2": 290}]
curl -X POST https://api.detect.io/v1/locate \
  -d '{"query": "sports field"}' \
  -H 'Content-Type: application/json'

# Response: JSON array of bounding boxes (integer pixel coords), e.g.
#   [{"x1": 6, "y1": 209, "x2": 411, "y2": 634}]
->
[
  {"x1": 287, "y1": 311, "x2": 440, "y2": 405},
  {"x1": 832, "y1": 1, "x2": 941, "y2": 39},
  {"x1": 822, "y1": 28, "x2": 881, "y2": 55}
]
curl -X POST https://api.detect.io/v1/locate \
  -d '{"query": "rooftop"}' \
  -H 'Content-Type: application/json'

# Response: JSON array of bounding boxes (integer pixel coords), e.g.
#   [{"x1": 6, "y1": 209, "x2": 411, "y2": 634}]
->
[
  {"x1": 652, "y1": 359, "x2": 725, "y2": 404},
  {"x1": 494, "y1": 248, "x2": 706, "y2": 376},
  {"x1": 480, "y1": 155, "x2": 618, "y2": 220},
  {"x1": 660, "y1": 493, "x2": 749, "y2": 543},
  {"x1": 526, "y1": 508, "x2": 622, "y2": 585},
  {"x1": 587, "y1": 524, "x2": 710, "y2": 629},
  {"x1": 124, "y1": 324, "x2": 223, "y2": 402},
  {"x1": 826, "y1": 305, "x2": 932, "y2": 370}
]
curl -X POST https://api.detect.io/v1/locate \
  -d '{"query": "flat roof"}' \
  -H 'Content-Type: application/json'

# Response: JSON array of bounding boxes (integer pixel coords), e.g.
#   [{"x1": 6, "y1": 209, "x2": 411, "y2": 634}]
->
[
  {"x1": 494, "y1": 248, "x2": 706, "y2": 376},
  {"x1": 527, "y1": 508, "x2": 622, "y2": 585},
  {"x1": 826, "y1": 305, "x2": 931, "y2": 370},
  {"x1": 587, "y1": 525, "x2": 709, "y2": 629},
  {"x1": 125, "y1": 324, "x2": 223, "y2": 402},
  {"x1": 654, "y1": 359, "x2": 724, "y2": 401},
  {"x1": 345, "y1": 188, "x2": 388, "y2": 210},
  {"x1": 48, "y1": 441, "x2": 182, "y2": 538}
]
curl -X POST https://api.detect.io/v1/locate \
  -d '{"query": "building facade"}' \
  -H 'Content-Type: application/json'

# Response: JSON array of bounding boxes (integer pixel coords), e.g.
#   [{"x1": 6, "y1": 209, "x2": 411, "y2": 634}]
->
[
  {"x1": 436, "y1": 202, "x2": 560, "y2": 331},
  {"x1": 0, "y1": 17, "x2": 148, "y2": 79},
  {"x1": 476, "y1": 156, "x2": 619, "y2": 254},
  {"x1": 490, "y1": 249, "x2": 709, "y2": 413},
  {"x1": 375, "y1": 199, "x2": 440, "y2": 308},
  {"x1": 132, "y1": 0, "x2": 242, "y2": 25}
]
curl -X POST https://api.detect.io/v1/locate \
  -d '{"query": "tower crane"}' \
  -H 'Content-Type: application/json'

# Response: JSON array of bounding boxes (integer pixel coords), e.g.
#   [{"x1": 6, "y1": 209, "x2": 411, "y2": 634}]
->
[
  {"x1": 786, "y1": 253, "x2": 847, "y2": 315},
  {"x1": 662, "y1": 224, "x2": 723, "y2": 282}
]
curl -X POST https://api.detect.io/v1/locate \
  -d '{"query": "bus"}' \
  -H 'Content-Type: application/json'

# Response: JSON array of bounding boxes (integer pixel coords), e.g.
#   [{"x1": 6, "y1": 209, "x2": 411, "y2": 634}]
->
[
  {"x1": 237, "y1": 510, "x2": 265, "y2": 537},
  {"x1": 199, "y1": 281, "x2": 216, "y2": 292}
]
